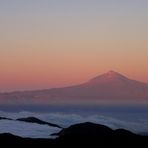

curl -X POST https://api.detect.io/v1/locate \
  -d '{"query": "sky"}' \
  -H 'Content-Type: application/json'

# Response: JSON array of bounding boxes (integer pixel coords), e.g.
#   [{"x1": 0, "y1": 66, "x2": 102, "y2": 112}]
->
[{"x1": 0, "y1": 0, "x2": 148, "y2": 91}]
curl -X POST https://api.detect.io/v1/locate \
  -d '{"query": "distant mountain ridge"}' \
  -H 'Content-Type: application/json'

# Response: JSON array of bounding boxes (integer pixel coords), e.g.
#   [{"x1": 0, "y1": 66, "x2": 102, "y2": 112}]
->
[
  {"x1": 0, "y1": 116, "x2": 61, "y2": 128},
  {"x1": 0, "y1": 70, "x2": 148, "y2": 104},
  {"x1": 17, "y1": 117, "x2": 62, "y2": 128}
]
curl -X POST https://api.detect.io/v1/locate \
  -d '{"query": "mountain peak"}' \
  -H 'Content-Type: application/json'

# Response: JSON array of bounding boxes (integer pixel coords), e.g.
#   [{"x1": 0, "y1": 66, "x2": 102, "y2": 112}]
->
[
  {"x1": 89, "y1": 70, "x2": 128, "y2": 83},
  {"x1": 106, "y1": 70, "x2": 119, "y2": 75},
  {"x1": 105, "y1": 70, "x2": 125, "y2": 78}
]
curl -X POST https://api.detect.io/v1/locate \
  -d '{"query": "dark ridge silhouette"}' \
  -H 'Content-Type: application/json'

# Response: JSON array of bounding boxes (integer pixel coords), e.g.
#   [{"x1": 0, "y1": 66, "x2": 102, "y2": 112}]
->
[
  {"x1": 16, "y1": 117, "x2": 62, "y2": 128},
  {"x1": 0, "y1": 116, "x2": 12, "y2": 120},
  {"x1": 0, "y1": 133, "x2": 54, "y2": 146},
  {"x1": 55, "y1": 122, "x2": 114, "y2": 137},
  {"x1": 0, "y1": 116, "x2": 62, "y2": 128},
  {"x1": 54, "y1": 122, "x2": 148, "y2": 147},
  {"x1": 0, "y1": 122, "x2": 148, "y2": 147}
]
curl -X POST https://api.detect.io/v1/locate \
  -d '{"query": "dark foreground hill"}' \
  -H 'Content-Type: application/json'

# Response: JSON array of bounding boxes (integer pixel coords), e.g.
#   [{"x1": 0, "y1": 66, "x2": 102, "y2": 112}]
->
[{"x1": 0, "y1": 122, "x2": 148, "y2": 147}]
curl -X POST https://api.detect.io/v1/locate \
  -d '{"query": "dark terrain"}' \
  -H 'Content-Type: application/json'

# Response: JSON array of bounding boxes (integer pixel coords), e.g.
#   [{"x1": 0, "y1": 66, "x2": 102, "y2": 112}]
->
[
  {"x1": 0, "y1": 116, "x2": 62, "y2": 128},
  {"x1": 17, "y1": 117, "x2": 62, "y2": 128},
  {"x1": 0, "y1": 122, "x2": 148, "y2": 147}
]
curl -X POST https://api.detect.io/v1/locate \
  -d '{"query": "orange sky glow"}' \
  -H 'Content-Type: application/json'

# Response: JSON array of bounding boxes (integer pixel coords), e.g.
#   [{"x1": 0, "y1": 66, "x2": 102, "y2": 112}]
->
[{"x1": 0, "y1": 0, "x2": 148, "y2": 91}]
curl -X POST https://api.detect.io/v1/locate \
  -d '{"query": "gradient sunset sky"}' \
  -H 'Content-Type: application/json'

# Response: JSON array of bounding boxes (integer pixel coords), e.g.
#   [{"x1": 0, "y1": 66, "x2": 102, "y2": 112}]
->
[{"x1": 0, "y1": 0, "x2": 148, "y2": 91}]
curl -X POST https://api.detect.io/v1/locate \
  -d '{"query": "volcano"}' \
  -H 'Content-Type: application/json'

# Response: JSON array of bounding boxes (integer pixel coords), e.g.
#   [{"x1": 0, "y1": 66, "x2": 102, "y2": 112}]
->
[{"x1": 0, "y1": 71, "x2": 148, "y2": 104}]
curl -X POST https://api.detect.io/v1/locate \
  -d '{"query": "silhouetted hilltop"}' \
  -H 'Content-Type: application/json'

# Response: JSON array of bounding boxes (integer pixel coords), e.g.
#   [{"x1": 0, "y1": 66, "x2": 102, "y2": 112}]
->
[
  {"x1": 55, "y1": 122, "x2": 113, "y2": 137},
  {"x1": 55, "y1": 122, "x2": 147, "y2": 147}
]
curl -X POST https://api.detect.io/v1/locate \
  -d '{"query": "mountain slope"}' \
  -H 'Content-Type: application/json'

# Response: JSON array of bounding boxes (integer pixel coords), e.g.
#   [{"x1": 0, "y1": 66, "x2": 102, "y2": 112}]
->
[{"x1": 0, "y1": 71, "x2": 148, "y2": 104}]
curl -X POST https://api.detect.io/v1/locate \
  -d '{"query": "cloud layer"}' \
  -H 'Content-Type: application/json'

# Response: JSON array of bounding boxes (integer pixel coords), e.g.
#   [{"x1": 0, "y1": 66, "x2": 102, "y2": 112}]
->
[{"x1": 0, "y1": 111, "x2": 148, "y2": 138}]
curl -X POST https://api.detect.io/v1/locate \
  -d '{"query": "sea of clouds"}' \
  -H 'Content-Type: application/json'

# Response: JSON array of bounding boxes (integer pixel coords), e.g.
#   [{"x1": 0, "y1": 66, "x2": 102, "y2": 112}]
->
[{"x1": 0, "y1": 111, "x2": 148, "y2": 138}]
